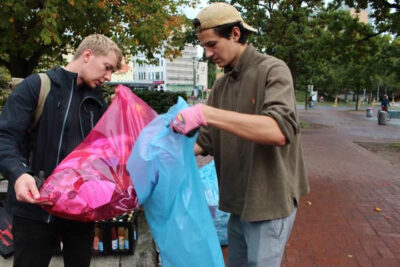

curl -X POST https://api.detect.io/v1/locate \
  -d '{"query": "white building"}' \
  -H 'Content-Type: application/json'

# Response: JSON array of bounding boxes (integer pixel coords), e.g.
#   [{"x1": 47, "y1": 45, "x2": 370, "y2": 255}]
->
[
  {"x1": 111, "y1": 57, "x2": 135, "y2": 83},
  {"x1": 111, "y1": 44, "x2": 207, "y2": 96},
  {"x1": 196, "y1": 61, "x2": 208, "y2": 92}
]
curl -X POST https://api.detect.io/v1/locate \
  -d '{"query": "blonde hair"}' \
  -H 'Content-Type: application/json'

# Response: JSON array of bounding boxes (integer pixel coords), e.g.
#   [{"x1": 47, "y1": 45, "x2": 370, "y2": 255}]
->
[{"x1": 74, "y1": 34, "x2": 122, "y2": 70}]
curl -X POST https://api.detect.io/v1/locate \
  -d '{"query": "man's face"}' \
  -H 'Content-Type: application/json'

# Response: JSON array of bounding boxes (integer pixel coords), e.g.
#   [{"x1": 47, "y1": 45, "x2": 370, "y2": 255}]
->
[
  {"x1": 197, "y1": 28, "x2": 240, "y2": 68},
  {"x1": 81, "y1": 51, "x2": 119, "y2": 88}
]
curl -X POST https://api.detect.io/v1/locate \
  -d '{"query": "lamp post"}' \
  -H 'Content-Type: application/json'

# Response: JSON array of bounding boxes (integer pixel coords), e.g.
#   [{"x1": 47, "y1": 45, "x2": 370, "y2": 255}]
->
[
  {"x1": 192, "y1": 57, "x2": 197, "y2": 105},
  {"x1": 376, "y1": 83, "x2": 380, "y2": 102},
  {"x1": 306, "y1": 83, "x2": 313, "y2": 110}
]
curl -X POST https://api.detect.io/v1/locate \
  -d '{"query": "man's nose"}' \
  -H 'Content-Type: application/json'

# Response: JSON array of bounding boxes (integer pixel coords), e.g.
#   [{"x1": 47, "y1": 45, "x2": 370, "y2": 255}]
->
[
  {"x1": 105, "y1": 71, "x2": 112, "y2": 81},
  {"x1": 205, "y1": 48, "x2": 213, "y2": 59}
]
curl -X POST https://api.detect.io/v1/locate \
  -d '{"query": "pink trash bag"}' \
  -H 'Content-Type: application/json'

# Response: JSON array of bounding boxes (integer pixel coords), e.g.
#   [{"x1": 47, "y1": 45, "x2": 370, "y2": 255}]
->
[{"x1": 39, "y1": 85, "x2": 157, "y2": 221}]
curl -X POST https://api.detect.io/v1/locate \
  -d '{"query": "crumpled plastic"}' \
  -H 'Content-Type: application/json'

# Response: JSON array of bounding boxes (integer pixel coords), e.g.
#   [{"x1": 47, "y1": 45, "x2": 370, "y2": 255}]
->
[
  {"x1": 199, "y1": 160, "x2": 230, "y2": 246},
  {"x1": 127, "y1": 97, "x2": 224, "y2": 267},
  {"x1": 39, "y1": 85, "x2": 157, "y2": 221}
]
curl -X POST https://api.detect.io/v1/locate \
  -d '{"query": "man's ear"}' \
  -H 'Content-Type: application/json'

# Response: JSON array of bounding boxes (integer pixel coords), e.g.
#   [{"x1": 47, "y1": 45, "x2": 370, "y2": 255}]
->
[
  {"x1": 231, "y1": 26, "x2": 241, "y2": 42},
  {"x1": 82, "y1": 49, "x2": 93, "y2": 63}
]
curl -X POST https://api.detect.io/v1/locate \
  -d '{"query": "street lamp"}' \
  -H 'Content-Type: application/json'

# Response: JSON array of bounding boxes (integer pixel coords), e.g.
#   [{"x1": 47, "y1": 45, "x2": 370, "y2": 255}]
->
[
  {"x1": 192, "y1": 57, "x2": 197, "y2": 105},
  {"x1": 306, "y1": 83, "x2": 313, "y2": 110}
]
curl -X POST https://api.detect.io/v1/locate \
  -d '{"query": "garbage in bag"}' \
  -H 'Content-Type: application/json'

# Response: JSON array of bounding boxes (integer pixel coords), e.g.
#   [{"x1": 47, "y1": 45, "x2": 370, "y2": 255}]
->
[
  {"x1": 199, "y1": 160, "x2": 230, "y2": 246},
  {"x1": 127, "y1": 97, "x2": 224, "y2": 267},
  {"x1": 39, "y1": 85, "x2": 157, "y2": 221}
]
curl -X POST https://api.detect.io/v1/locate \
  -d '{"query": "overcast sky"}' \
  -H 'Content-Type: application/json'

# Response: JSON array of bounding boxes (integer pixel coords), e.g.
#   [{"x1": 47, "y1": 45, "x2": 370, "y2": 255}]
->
[{"x1": 181, "y1": 0, "x2": 208, "y2": 19}]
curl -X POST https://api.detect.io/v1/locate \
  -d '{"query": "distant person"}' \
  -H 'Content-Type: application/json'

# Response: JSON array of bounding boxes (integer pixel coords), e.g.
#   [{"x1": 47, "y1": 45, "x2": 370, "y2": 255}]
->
[
  {"x1": 320, "y1": 96, "x2": 324, "y2": 102},
  {"x1": 170, "y1": 2, "x2": 309, "y2": 267},
  {"x1": 0, "y1": 34, "x2": 122, "y2": 267},
  {"x1": 381, "y1": 95, "x2": 390, "y2": 111}
]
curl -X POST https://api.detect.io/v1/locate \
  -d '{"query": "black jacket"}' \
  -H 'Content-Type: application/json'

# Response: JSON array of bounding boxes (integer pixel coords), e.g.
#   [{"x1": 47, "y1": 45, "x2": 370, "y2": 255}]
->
[{"x1": 0, "y1": 67, "x2": 106, "y2": 222}]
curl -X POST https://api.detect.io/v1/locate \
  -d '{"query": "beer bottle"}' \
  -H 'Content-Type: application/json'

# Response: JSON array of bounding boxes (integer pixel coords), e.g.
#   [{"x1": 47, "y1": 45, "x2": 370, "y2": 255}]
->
[
  {"x1": 111, "y1": 227, "x2": 118, "y2": 250},
  {"x1": 98, "y1": 227, "x2": 104, "y2": 252},
  {"x1": 93, "y1": 226, "x2": 99, "y2": 251},
  {"x1": 118, "y1": 227, "x2": 125, "y2": 250},
  {"x1": 124, "y1": 227, "x2": 130, "y2": 250}
]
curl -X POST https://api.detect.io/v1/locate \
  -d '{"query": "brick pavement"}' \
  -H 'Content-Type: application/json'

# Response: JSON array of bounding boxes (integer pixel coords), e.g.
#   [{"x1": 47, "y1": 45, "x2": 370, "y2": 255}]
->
[
  {"x1": 282, "y1": 107, "x2": 400, "y2": 267},
  {"x1": 197, "y1": 107, "x2": 400, "y2": 266}
]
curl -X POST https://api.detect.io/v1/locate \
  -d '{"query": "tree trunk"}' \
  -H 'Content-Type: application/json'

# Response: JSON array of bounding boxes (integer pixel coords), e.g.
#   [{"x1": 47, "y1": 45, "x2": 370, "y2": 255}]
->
[
  {"x1": 9, "y1": 52, "x2": 41, "y2": 78},
  {"x1": 355, "y1": 88, "x2": 359, "y2": 111}
]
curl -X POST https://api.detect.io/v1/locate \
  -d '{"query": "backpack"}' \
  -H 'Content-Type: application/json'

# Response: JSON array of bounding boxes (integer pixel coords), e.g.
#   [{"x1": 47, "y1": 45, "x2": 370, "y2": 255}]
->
[
  {"x1": 30, "y1": 73, "x2": 51, "y2": 131},
  {"x1": 11, "y1": 74, "x2": 51, "y2": 132}
]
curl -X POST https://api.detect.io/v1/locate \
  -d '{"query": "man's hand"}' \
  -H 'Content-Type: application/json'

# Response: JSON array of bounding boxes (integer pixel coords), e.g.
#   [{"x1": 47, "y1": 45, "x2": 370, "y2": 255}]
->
[
  {"x1": 170, "y1": 104, "x2": 207, "y2": 136},
  {"x1": 14, "y1": 173, "x2": 52, "y2": 205}
]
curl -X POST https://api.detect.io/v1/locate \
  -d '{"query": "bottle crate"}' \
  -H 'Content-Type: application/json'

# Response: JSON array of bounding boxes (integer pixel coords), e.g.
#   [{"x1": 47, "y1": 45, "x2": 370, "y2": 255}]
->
[{"x1": 92, "y1": 209, "x2": 139, "y2": 255}]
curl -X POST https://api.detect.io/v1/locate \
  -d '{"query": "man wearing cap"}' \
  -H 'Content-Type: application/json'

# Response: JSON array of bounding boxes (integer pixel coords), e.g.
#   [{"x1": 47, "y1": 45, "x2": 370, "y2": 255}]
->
[{"x1": 170, "y1": 2, "x2": 309, "y2": 267}]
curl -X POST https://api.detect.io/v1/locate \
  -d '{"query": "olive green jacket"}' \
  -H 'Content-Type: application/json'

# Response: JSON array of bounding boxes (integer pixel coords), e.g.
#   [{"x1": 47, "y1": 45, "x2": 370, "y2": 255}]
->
[{"x1": 197, "y1": 45, "x2": 309, "y2": 221}]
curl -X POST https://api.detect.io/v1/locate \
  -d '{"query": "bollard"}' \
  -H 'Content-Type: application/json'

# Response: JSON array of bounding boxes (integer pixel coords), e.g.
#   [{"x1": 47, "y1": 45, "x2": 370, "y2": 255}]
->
[
  {"x1": 378, "y1": 110, "x2": 387, "y2": 125},
  {"x1": 366, "y1": 107, "x2": 373, "y2": 117}
]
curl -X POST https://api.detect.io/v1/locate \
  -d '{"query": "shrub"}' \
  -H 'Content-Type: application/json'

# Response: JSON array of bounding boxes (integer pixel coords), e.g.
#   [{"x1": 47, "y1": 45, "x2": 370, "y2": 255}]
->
[
  {"x1": 0, "y1": 88, "x2": 12, "y2": 111},
  {"x1": 101, "y1": 84, "x2": 187, "y2": 114}
]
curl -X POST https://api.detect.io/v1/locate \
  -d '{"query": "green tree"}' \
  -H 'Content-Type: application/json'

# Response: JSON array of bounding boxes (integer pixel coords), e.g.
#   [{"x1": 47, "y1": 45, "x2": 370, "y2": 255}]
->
[
  {"x1": 0, "y1": 65, "x2": 10, "y2": 89},
  {"x1": 0, "y1": 0, "x2": 197, "y2": 78},
  {"x1": 371, "y1": 36, "x2": 400, "y2": 99},
  {"x1": 207, "y1": 59, "x2": 216, "y2": 89},
  {"x1": 335, "y1": 0, "x2": 400, "y2": 36},
  {"x1": 204, "y1": 1, "x2": 400, "y2": 105},
  {"x1": 221, "y1": 0, "x2": 323, "y2": 87},
  {"x1": 319, "y1": 8, "x2": 379, "y2": 110}
]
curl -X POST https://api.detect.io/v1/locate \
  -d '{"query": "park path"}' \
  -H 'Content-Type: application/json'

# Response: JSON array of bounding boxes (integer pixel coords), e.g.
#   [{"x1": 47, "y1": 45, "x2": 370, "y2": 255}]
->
[{"x1": 281, "y1": 107, "x2": 400, "y2": 267}]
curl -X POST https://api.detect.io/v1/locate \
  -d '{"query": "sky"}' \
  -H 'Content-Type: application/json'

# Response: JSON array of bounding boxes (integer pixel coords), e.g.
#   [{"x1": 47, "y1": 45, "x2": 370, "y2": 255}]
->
[
  {"x1": 180, "y1": 0, "x2": 209, "y2": 57},
  {"x1": 181, "y1": 0, "x2": 208, "y2": 19}
]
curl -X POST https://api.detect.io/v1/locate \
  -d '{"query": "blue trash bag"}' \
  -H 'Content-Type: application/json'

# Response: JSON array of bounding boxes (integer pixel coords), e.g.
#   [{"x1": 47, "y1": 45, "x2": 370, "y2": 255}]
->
[
  {"x1": 127, "y1": 97, "x2": 224, "y2": 267},
  {"x1": 199, "y1": 160, "x2": 230, "y2": 246}
]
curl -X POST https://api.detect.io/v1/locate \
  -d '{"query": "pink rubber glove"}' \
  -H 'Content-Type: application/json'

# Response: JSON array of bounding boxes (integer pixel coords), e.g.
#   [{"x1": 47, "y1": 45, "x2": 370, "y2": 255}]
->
[{"x1": 170, "y1": 104, "x2": 207, "y2": 136}]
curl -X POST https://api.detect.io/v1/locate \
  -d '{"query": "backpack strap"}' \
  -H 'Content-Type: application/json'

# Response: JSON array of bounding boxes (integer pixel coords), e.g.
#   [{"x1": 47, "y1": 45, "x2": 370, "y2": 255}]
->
[{"x1": 29, "y1": 73, "x2": 51, "y2": 132}]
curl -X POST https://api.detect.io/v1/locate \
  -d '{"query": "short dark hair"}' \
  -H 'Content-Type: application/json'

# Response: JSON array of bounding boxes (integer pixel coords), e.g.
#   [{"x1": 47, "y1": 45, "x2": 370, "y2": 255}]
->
[{"x1": 193, "y1": 20, "x2": 252, "y2": 44}]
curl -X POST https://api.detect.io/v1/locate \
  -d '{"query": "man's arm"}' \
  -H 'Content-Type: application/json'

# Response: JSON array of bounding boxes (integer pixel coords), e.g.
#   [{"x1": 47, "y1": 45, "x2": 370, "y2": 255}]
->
[
  {"x1": 172, "y1": 103, "x2": 286, "y2": 146},
  {"x1": 201, "y1": 105, "x2": 286, "y2": 146},
  {"x1": 0, "y1": 75, "x2": 45, "y2": 204},
  {"x1": 194, "y1": 143, "x2": 204, "y2": 156},
  {"x1": 171, "y1": 62, "x2": 296, "y2": 146}
]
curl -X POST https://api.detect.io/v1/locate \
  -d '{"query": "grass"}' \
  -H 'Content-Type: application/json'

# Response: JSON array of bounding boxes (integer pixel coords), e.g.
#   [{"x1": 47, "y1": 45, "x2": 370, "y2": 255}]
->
[
  {"x1": 300, "y1": 121, "x2": 310, "y2": 129},
  {"x1": 297, "y1": 100, "x2": 400, "y2": 110}
]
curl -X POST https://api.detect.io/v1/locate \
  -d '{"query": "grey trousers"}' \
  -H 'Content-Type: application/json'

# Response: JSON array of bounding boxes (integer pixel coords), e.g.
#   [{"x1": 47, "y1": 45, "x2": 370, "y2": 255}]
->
[{"x1": 227, "y1": 206, "x2": 297, "y2": 267}]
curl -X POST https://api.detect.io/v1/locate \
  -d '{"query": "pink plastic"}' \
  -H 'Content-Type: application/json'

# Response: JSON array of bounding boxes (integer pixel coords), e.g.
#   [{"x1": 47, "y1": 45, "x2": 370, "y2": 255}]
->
[{"x1": 39, "y1": 85, "x2": 157, "y2": 221}]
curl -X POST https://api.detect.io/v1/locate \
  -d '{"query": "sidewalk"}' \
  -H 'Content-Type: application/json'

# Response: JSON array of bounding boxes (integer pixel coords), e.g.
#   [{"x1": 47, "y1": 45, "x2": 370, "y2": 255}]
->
[{"x1": 282, "y1": 107, "x2": 400, "y2": 267}]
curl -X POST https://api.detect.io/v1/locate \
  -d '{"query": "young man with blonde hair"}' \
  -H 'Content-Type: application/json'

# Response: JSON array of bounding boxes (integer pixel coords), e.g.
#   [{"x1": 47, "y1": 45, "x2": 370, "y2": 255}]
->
[
  {"x1": 171, "y1": 3, "x2": 309, "y2": 266},
  {"x1": 0, "y1": 34, "x2": 121, "y2": 267}
]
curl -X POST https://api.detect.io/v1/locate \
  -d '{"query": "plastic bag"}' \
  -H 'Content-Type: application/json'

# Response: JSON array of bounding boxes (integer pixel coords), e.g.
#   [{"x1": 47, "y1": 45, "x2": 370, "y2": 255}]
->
[
  {"x1": 0, "y1": 203, "x2": 13, "y2": 258},
  {"x1": 39, "y1": 85, "x2": 157, "y2": 221},
  {"x1": 127, "y1": 97, "x2": 224, "y2": 267},
  {"x1": 199, "y1": 160, "x2": 230, "y2": 246}
]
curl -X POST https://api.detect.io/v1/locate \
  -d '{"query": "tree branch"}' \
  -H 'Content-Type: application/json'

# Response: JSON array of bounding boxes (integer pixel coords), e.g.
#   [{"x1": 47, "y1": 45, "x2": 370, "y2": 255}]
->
[
  {"x1": 355, "y1": 28, "x2": 389, "y2": 43},
  {"x1": 0, "y1": 58, "x2": 10, "y2": 69},
  {"x1": 381, "y1": 1, "x2": 400, "y2": 10}
]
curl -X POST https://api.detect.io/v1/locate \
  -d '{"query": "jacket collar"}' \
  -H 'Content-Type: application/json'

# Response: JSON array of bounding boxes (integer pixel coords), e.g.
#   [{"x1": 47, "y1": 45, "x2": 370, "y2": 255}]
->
[
  {"x1": 46, "y1": 67, "x2": 76, "y2": 88},
  {"x1": 45, "y1": 67, "x2": 104, "y2": 104},
  {"x1": 224, "y1": 44, "x2": 258, "y2": 80}
]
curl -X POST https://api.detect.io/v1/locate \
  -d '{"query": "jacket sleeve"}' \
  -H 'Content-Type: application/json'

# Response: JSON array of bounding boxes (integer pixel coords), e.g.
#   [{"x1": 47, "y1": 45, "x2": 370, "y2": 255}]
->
[
  {"x1": 260, "y1": 61, "x2": 300, "y2": 144},
  {"x1": 0, "y1": 74, "x2": 40, "y2": 186}
]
